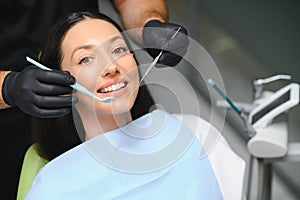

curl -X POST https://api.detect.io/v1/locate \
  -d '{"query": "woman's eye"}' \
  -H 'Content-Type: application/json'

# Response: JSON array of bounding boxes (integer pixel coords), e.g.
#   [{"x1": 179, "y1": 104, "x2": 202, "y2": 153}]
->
[
  {"x1": 78, "y1": 57, "x2": 93, "y2": 65},
  {"x1": 112, "y1": 46, "x2": 128, "y2": 55}
]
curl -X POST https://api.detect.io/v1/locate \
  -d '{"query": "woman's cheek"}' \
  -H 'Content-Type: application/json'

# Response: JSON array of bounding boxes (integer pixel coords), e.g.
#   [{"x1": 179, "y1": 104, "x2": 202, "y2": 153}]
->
[{"x1": 76, "y1": 67, "x2": 99, "y2": 89}]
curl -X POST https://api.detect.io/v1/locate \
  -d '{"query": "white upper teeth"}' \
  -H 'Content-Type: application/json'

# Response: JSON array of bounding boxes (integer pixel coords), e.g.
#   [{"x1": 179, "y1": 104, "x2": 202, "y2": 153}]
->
[{"x1": 100, "y1": 82, "x2": 126, "y2": 93}]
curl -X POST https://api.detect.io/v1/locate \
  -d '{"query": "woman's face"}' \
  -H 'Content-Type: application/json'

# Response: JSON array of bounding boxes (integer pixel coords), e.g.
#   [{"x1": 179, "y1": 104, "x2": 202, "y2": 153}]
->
[{"x1": 61, "y1": 18, "x2": 139, "y2": 116}]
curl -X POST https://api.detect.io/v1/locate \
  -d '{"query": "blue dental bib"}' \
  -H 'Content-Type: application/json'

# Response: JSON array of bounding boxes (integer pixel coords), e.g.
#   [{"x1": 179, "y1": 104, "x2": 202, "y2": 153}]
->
[{"x1": 26, "y1": 109, "x2": 223, "y2": 200}]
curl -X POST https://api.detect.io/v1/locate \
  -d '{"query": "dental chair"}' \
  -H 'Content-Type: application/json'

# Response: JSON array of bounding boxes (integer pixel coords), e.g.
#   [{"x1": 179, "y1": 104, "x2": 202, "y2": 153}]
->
[
  {"x1": 17, "y1": 144, "x2": 48, "y2": 200},
  {"x1": 17, "y1": 114, "x2": 245, "y2": 200}
]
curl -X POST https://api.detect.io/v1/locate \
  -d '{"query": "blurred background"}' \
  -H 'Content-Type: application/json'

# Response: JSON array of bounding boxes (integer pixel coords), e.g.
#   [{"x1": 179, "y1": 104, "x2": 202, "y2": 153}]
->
[
  {"x1": 101, "y1": 0, "x2": 300, "y2": 199},
  {"x1": 166, "y1": 0, "x2": 300, "y2": 199}
]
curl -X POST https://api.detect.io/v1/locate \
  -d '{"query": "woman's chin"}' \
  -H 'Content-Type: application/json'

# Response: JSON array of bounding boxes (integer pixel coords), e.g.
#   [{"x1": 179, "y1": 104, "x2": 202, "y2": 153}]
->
[
  {"x1": 75, "y1": 86, "x2": 138, "y2": 116},
  {"x1": 93, "y1": 100, "x2": 133, "y2": 115}
]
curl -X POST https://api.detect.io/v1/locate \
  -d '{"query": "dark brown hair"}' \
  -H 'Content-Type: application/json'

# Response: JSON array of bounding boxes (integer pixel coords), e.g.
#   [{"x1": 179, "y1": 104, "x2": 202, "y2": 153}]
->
[{"x1": 32, "y1": 11, "x2": 155, "y2": 161}]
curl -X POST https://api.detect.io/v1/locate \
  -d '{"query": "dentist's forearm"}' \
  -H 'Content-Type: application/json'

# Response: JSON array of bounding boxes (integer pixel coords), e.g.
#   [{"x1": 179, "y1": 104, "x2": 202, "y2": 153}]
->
[
  {"x1": 0, "y1": 71, "x2": 11, "y2": 109},
  {"x1": 113, "y1": 0, "x2": 169, "y2": 45}
]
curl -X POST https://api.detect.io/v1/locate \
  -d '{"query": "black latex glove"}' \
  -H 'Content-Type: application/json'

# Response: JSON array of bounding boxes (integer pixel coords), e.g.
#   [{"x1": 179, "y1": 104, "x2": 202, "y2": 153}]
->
[
  {"x1": 2, "y1": 66, "x2": 77, "y2": 118},
  {"x1": 142, "y1": 20, "x2": 189, "y2": 67}
]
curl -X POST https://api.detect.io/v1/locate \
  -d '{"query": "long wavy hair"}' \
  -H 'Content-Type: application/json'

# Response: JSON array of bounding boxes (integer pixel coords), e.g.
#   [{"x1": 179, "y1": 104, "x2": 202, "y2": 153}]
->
[{"x1": 32, "y1": 11, "x2": 155, "y2": 161}]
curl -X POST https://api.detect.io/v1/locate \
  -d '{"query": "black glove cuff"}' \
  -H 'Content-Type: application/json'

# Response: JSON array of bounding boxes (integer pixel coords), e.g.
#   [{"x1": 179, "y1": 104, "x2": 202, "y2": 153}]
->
[
  {"x1": 2, "y1": 71, "x2": 18, "y2": 106},
  {"x1": 144, "y1": 20, "x2": 162, "y2": 28}
]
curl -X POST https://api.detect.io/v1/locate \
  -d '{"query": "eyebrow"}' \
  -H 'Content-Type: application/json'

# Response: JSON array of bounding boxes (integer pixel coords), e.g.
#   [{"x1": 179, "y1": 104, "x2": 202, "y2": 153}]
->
[{"x1": 70, "y1": 35, "x2": 125, "y2": 61}]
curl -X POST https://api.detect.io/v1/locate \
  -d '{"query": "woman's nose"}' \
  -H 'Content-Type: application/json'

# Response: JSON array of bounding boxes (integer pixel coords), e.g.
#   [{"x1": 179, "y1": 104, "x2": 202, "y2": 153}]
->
[{"x1": 101, "y1": 64, "x2": 119, "y2": 77}]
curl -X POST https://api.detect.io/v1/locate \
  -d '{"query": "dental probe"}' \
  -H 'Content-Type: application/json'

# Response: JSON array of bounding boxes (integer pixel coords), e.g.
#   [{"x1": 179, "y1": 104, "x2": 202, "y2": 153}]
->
[
  {"x1": 139, "y1": 27, "x2": 182, "y2": 85},
  {"x1": 208, "y1": 78, "x2": 256, "y2": 137},
  {"x1": 208, "y1": 79, "x2": 241, "y2": 115},
  {"x1": 26, "y1": 56, "x2": 114, "y2": 103}
]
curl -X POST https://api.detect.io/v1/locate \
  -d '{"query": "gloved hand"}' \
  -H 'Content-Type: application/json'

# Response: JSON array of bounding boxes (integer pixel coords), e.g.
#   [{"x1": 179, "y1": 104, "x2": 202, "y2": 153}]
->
[
  {"x1": 2, "y1": 66, "x2": 77, "y2": 118},
  {"x1": 142, "y1": 20, "x2": 189, "y2": 67}
]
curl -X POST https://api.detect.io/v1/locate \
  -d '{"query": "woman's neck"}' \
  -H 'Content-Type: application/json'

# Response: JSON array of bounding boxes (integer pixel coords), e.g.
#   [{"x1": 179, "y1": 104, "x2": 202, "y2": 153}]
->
[{"x1": 79, "y1": 111, "x2": 132, "y2": 140}]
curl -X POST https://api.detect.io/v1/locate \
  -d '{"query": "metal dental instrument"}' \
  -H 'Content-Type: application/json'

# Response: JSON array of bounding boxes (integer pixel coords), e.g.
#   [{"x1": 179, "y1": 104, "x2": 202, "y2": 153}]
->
[
  {"x1": 26, "y1": 56, "x2": 114, "y2": 103},
  {"x1": 208, "y1": 78, "x2": 256, "y2": 137},
  {"x1": 208, "y1": 79, "x2": 242, "y2": 115},
  {"x1": 139, "y1": 27, "x2": 182, "y2": 85}
]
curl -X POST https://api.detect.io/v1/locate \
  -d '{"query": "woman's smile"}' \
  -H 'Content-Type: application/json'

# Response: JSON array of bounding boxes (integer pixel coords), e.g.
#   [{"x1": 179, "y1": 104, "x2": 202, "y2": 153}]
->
[{"x1": 96, "y1": 79, "x2": 129, "y2": 98}]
